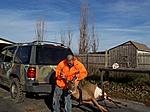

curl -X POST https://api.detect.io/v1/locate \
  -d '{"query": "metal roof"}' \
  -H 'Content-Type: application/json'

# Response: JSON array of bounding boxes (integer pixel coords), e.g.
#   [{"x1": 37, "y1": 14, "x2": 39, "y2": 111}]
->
[
  {"x1": 109, "y1": 41, "x2": 150, "y2": 52},
  {"x1": 131, "y1": 41, "x2": 150, "y2": 52}
]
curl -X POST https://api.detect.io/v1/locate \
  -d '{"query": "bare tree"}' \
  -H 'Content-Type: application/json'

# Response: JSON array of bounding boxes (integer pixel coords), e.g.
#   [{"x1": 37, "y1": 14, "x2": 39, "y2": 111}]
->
[
  {"x1": 36, "y1": 19, "x2": 45, "y2": 42},
  {"x1": 66, "y1": 22, "x2": 73, "y2": 48},
  {"x1": 59, "y1": 22, "x2": 73, "y2": 47},
  {"x1": 60, "y1": 29, "x2": 66, "y2": 45},
  {"x1": 79, "y1": 1, "x2": 90, "y2": 54},
  {"x1": 91, "y1": 15, "x2": 99, "y2": 52}
]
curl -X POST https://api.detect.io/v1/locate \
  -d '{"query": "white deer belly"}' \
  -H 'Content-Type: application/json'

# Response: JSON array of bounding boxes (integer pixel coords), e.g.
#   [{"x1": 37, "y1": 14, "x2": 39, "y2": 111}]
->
[{"x1": 94, "y1": 87, "x2": 107, "y2": 99}]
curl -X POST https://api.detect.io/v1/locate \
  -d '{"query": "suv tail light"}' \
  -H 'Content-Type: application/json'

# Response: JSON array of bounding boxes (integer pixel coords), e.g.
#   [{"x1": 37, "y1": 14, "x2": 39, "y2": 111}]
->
[{"x1": 27, "y1": 67, "x2": 36, "y2": 79}]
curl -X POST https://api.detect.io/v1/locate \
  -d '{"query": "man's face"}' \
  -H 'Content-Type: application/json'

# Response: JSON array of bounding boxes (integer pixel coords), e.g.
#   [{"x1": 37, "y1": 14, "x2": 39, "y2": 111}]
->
[{"x1": 67, "y1": 59, "x2": 74, "y2": 67}]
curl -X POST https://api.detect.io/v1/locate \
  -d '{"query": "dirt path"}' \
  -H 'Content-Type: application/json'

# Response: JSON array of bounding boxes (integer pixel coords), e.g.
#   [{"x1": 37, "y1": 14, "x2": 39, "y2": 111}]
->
[{"x1": 0, "y1": 85, "x2": 150, "y2": 112}]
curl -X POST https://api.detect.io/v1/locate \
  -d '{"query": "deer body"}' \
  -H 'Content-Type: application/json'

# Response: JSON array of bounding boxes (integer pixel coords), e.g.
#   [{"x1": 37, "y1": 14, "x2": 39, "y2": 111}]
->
[
  {"x1": 72, "y1": 82, "x2": 106, "y2": 100},
  {"x1": 60, "y1": 71, "x2": 126, "y2": 112},
  {"x1": 69, "y1": 81, "x2": 127, "y2": 112},
  {"x1": 71, "y1": 82, "x2": 108, "y2": 112}
]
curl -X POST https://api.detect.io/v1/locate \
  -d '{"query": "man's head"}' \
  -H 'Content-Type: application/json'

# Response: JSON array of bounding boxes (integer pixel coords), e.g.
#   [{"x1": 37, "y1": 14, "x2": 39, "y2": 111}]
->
[{"x1": 66, "y1": 54, "x2": 74, "y2": 67}]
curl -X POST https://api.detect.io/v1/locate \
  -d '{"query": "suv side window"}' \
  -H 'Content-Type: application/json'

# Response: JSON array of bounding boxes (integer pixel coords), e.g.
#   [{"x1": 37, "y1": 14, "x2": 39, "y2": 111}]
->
[
  {"x1": 0, "y1": 53, "x2": 4, "y2": 62},
  {"x1": 2, "y1": 47, "x2": 16, "y2": 62},
  {"x1": 15, "y1": 46, "x2": 31, "y2": 64}
]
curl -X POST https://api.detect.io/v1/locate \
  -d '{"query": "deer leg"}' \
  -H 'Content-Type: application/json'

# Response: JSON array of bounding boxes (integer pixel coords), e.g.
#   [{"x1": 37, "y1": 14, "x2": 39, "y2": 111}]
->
[
  {"x1": 107, "y1": 97, "x2": 127, "y2": 108},
  {"x1": 81, "y1": 100, "x2": 93, "y2": 105},
  {"x1": 91, "y1": 98, "x2": 108, "y2": 112}
]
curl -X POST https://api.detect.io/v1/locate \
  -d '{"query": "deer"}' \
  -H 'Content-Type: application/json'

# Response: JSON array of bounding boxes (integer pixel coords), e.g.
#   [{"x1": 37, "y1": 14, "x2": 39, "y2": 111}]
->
[{"x1": 60, "y1": 71, "x2": 127, "y2": 112}]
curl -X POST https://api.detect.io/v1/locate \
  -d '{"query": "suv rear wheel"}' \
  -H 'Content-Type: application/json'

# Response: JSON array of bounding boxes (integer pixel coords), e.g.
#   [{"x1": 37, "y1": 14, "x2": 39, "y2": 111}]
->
[{"x1": 10, "y1": 78, "x2": 25, "y2": 103}]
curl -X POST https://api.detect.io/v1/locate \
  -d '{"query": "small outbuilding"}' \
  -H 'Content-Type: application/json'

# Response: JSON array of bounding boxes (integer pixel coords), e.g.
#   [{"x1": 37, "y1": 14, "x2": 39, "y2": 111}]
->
[{"x1": 109, "y1": 41, "x2": 150, "y2": 69}]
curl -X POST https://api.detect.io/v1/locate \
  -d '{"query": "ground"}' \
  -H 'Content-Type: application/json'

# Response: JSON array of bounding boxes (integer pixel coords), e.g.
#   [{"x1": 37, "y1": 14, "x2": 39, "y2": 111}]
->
[{"x1": 0, "y1": 85, "x2": 150, "y2": 112}]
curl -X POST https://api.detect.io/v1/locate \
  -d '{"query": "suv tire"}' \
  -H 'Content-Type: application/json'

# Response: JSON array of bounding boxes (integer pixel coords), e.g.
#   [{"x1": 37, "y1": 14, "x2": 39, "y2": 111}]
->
[{"x1": 10, "y1": 78, "x2": 25, "y2": 103}]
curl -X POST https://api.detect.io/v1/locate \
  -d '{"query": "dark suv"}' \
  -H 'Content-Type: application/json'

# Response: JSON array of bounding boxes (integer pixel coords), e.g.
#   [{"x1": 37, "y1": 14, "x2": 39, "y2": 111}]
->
[{"x1": 0, "y1": 41, "x2": 73, "y2": 103}]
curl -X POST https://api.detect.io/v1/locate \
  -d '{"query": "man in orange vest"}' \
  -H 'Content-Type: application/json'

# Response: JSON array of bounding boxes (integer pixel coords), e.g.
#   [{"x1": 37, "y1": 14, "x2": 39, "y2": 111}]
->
[{"x1": 53, "y1": 54, "x2": 87, "y2": 112}]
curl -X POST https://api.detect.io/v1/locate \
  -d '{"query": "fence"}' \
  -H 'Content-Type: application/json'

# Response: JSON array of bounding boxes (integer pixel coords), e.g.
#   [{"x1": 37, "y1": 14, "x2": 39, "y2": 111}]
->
[
  {"x1": 77, "y1": 52, "x2": 110, "y2": 75},
  {"x1": 138, "y1": 53, "x2": 150, "y2": 68},
  {"x1": 77, "y1": 52, "x2": 150, "y2": 75}
]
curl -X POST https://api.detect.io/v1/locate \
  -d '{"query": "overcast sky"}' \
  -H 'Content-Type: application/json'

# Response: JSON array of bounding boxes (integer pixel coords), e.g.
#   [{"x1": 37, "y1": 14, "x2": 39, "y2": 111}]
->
[{"x1": 0, "y1": 0, "x2": 150, "y2": 53}]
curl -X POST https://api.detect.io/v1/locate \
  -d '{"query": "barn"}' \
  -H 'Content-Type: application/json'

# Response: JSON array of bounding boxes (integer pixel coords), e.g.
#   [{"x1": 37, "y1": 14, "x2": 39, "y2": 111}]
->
[{"x1": 109, "y1": 41, "x2": 150, "y2": 69}]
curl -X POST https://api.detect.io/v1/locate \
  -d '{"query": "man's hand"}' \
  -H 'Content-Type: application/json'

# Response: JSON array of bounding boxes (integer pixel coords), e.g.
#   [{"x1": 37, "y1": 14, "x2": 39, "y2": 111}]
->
[
  {"x1": 75, "y1": 70, "x2": 80, "y2": 77},
  {"x1": 60, "y1": 70, "x2": 66, "y2": 79}
]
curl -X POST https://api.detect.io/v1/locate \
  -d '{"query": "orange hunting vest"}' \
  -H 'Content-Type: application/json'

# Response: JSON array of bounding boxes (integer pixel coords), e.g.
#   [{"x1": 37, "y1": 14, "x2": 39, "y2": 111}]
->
[{"x1": 55, "y1": 58, "x2": 87, "y2": 89}]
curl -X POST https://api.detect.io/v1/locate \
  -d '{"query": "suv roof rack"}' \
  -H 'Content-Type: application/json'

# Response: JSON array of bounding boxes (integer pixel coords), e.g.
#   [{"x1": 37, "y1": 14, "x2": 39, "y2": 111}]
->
[
  {"x1": 10, "y1": 41, "x2": 65, "y2": 47},
  {"x1": 32, "y1": 41, "x2": 64, "y2": 46}
]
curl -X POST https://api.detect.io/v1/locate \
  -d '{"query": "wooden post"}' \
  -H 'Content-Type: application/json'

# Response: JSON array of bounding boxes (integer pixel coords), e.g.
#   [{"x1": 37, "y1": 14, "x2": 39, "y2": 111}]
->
[
  {"x1": 105, "y1": 50, "x2": 108, "y2": 67},
  {"x1": 136, "y1": 51, "x2": 139, "y2": 68},
  {"x1": 148, "y1": 72, "x2": 150, "y2": 81},
  {"x1": 101, "y1": 70, "x2": 104, "y2": 99},
  {"x1": 86, "y1": 53, "x2": 89, "y2": 70}
]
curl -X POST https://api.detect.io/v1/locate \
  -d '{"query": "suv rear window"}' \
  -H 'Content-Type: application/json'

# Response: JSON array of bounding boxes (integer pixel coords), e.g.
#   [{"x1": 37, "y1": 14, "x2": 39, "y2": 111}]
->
[
  {"x1": 15, "y1": 46, "x2": 31, "y2": 64},
  {"x1": 36, "y1": 45, "x2": 73, "y2": 65}
]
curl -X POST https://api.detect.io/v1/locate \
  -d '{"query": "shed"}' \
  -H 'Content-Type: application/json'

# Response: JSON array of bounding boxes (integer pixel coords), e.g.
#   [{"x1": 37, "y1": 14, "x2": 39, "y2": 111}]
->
[{"x1": 109, "y1": 41, "x2": 150, "y2": 68}]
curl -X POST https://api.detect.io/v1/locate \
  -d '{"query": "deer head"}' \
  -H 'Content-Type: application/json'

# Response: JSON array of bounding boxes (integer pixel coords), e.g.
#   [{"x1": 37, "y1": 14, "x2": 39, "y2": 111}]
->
[
  {"x1": 66, "y1": 75, "x2": 78, "y2": 94},
  {"x1": 60, "y1": 69, "x2": 79, "y2": 94}
]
